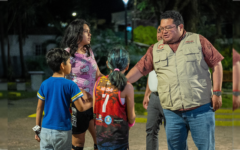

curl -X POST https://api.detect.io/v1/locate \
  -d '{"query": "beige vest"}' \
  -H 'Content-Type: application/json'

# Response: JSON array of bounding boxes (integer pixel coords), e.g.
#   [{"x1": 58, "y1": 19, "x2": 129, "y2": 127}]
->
[{"x1": 153, "y1": 32, "x2": 212, "y2": 110}]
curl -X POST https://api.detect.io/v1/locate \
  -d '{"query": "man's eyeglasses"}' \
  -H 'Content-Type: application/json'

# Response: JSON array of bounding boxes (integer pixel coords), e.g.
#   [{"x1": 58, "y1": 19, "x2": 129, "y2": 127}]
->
[{"x1": 159, "y1": 25, "x2": 176, "y2": 31}]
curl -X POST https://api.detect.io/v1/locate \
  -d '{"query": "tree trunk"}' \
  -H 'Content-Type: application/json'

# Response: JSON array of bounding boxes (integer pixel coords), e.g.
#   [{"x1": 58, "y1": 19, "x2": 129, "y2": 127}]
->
[
  {"x1": 0, "y1": 15, "x2": 7, "y2": 78},
  {"x1": 184, "y1": 0, "x2": 198, "y2": 32},
  {"x1": 18, "y1": 17, "x2": 25, "y2": 79},
  {"x1": 7, "y1": 36, "x2": 12, "y2": 81}
]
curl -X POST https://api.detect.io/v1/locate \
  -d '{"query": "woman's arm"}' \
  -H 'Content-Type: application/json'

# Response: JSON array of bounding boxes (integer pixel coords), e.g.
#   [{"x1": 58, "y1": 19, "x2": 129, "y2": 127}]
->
[
  {"x1": 125, "y1": 83, "x2": 136, "y2": 124},
  {"x1": 93, "y1": 81, "x2": 98, "y2": 111}
]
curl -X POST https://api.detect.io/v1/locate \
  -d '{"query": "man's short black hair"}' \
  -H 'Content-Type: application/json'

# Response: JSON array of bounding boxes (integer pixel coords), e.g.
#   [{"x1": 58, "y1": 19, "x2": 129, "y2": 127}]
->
[
  {"x1": 160, "y1": 10, "x2": 184, "y2": 26},
  {"x1": 46, "y1": 48, "x2": 70, "y2": 72}
]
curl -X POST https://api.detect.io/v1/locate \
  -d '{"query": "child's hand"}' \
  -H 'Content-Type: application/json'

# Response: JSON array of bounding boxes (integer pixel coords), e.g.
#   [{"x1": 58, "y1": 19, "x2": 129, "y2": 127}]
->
[
  {"x1": 80, "y1": 89, "x2": 93, "y2": 103},
  {"x1": 35, "y1": 134, "x2": 40, "y2": 142}
]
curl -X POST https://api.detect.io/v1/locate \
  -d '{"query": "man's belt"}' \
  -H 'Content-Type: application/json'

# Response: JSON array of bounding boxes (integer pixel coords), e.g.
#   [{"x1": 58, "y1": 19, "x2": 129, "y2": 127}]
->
[
  {"x1": 178, "y1": 106, "x2": 201, "y2": 111},
  {"x1": 152, "y1": 92, "x2": 159, "y2": 96}
]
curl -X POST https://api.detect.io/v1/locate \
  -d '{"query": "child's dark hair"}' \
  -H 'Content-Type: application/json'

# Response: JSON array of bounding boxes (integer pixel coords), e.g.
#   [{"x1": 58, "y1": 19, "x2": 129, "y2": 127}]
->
[
  {"x1": 61, "y1": 19, "x2": 91, "y2": 57},
  {"x1": 107, "y1": 49, "x2": 130, "y2": 91},
  {"x1": 46, "y1": 48, "x2": 70, "y2": 72}
]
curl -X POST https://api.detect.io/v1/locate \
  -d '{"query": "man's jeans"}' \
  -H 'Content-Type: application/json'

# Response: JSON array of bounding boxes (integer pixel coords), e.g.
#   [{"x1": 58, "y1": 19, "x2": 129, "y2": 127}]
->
[
  {"x1": 146, "y1": 92, "x2": 165, "y2": 150},
  {"x1": 40, "y1": 128, "x2": 72, "y2": 150},
  {"x1": 163, "y1": 102, "x2": 215, "y2": 150}
]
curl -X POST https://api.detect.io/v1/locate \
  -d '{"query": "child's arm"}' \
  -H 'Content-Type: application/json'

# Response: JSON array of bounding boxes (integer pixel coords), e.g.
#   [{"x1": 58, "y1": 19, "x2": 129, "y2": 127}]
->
[
  {"x1": 125, "y1": 83, "x2": 136, "y2": 124},
  {"x1": 35, "y1": 99, "x2": 44, "y2": 142},
  {"x1": 73, "y1": 89, "x2": 93, "y2": 112}
]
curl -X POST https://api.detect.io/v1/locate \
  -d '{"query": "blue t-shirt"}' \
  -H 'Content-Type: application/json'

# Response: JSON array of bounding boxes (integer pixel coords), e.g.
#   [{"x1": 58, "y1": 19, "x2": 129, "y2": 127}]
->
[{"x1": 37, "y1": 77, "x2": 83, "y2": 131}]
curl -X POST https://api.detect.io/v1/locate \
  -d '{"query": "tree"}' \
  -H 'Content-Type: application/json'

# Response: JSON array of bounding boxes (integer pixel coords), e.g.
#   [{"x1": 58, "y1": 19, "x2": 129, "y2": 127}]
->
[
  {"x1": 7, "y1": 0, "x2": 48, "y2": 79},
  {"x1": 136, "y1": 0, "x2": 199, "y2": 32},
  {"x1": 0, "y1": 3, "x2": 7, "y2": 79}
]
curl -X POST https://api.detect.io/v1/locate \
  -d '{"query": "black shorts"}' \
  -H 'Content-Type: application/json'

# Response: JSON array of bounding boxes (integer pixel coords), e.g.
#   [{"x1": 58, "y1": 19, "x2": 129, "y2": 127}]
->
[{"x1": 71, "y1": 103, "x2": 93, "y2": 134}]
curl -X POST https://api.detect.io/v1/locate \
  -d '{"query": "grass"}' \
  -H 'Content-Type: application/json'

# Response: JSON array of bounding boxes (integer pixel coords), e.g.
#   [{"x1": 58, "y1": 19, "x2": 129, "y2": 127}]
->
[
  {"x1": 221, "y1": 94, "x2": 232, "y2": 108},
  {"x1": 0, "y1": 91, "x2": 8, "y2": 100},
  {"x1": 8, "y1": 91, "x2": 37, "y2": 100},
  {"x1": 133, "y1": 93, "x2": 233, "y2": 115}
]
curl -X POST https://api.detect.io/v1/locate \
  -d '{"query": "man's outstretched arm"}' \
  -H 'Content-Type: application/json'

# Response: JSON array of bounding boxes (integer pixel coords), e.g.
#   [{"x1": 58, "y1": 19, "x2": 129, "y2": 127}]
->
[{"x1": 126, "y1": 66, "x2": 144, "y2": 83}]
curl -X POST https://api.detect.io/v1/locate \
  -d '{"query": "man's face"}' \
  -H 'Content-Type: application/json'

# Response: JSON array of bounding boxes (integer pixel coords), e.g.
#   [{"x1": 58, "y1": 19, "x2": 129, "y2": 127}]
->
[
  {"x1": 160, "y1": 18, "x2": 182, "y2": 43},
  {"x1": 157, "y1": 26, "x2": 162, "y2": 41}
]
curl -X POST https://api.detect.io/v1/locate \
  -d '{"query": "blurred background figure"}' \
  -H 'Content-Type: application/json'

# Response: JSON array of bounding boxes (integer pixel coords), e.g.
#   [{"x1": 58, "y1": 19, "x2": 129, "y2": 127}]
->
[{"x1": 143, "y1": 26, "x2": 164, "y2": 150}]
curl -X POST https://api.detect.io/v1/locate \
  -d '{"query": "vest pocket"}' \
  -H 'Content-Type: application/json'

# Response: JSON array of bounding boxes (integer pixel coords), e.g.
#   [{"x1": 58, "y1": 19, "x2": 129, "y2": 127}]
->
[
  {"x1": 183, "y1": 48, "x2": 200, "y2": 76},
  {"x1": 154, "y1": 53, "x2": 168, "y2": 69},
  {"x1": 157, "y1": 84, "x2": 172, "y2": 107},
  {"x1": 190, "y1": 79, "x2": 209, "y2": 100},
  {"x1": 183, "y1": 47, "x2": 199, "y2": 62}
]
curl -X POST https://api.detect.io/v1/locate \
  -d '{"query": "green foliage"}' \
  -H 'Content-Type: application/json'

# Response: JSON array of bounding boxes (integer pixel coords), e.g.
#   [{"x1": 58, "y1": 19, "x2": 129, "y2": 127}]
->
[
  {"x1": 133, "y1": 26, "x2": 158, "y2": 45},
  {"x1": 213, "y1": 41, "x2": 232, "y2": 71},
  {"x1": 135, "y1": 103, "x2": 146, "y2": 115},
  {"x1": 233, "y1": 40, "x2": 240, "y2": 52},
  {"x1": 91, "y1": 28, "x2": 148, "y2": 90},
  {"x1": 91, "y1": 29, "x2": 146, "y2": 73},
  {"x1": 25, "y1": 56, "x2": 47, "y2": 72},
  {"x1": 196, "y1": 16, "x2": 217, "y2": 43},
  {"x1": 221, "y1": 94, "x2": 232, "y2": 108}
]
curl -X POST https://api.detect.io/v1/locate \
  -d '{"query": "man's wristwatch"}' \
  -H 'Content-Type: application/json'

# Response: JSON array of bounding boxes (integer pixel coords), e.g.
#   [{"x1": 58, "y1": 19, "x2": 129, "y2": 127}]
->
[
  {"x1": 233, "y1": 90, "x2": 240, "y2": 96},
  {"x1": 213, "y1": 91, "x2": 222, "y2": 97}
]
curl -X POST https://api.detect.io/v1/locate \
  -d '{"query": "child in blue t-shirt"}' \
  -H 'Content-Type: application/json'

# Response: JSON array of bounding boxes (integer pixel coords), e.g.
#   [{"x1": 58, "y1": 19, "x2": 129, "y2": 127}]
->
[{"x1": 33, "y1": 48, "x2": 92, "y2": 150}]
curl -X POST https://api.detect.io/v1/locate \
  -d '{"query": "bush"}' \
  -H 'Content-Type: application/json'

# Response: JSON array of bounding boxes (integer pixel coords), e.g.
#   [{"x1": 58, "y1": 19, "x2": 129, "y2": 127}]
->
[
  {"x1": 133, "y1": 25, "x2": 158, "y2": 45},
  {"x1": 91, "y1": 29, "x2": 149, "y2": 90}
]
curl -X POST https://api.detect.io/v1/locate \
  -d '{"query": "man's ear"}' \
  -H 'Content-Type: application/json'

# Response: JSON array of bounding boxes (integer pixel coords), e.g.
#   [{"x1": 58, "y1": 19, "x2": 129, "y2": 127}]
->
[{"x1": 178, "y1": 24, "x2": 184, "y2": 31}]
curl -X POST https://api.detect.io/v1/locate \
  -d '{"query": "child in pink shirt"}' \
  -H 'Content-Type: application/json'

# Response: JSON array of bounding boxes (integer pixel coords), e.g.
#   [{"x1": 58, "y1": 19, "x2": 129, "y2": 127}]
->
[{"x1": 62, "y1": 19, "x2": 103, "y2": 150}]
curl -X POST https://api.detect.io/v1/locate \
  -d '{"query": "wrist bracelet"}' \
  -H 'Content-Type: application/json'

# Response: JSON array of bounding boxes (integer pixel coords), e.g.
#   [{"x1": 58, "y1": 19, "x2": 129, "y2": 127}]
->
[
  {"x1": 128, "y1": 121, "x2": 135, "y2": 127},
  {"x1": 213, "y1": 90, "x2": 221, "y2": 92}
]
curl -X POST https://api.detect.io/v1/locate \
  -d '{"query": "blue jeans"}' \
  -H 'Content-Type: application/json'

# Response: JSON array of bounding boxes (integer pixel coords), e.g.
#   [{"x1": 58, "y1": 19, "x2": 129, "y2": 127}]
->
[
  {"x1": 40, "y1": 128, "x2": 72, "y2": 150},
  {"x1": 97, "y1": 143, "x2": 128, "y2": 150},
  {"x1": 163, "y1": 102, "x2": 215, "y2": 150}
]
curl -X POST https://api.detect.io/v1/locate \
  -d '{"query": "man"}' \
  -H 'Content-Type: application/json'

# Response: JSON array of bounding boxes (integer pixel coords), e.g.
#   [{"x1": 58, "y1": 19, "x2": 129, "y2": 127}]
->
[
  {"x1": 143, "y1": 26, "x2": 165, "y2": 150},
  {"x1": 126, "y1": 10, "x2": 223, "y2": 150},
  {"x1": 233, "y1": 49, "x2": 240, "y2": 111}
]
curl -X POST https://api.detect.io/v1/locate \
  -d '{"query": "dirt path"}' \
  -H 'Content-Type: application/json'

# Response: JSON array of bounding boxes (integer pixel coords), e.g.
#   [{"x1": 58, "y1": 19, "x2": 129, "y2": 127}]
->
[{"x1": 1, "y1": 98, "x2": 239, "y2": 150}]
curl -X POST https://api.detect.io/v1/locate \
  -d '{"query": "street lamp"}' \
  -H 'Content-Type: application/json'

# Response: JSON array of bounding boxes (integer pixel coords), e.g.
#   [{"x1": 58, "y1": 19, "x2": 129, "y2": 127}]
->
[
  {"x1": 72, "y1": 12, "x2": 77, "y2": 17},
  {"x1": 122, "y1": 0, "x2": 129, "y2": 45}
]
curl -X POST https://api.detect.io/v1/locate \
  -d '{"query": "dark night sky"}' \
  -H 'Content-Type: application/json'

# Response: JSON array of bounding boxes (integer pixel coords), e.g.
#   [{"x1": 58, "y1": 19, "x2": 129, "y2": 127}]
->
[{"x1": 90, "y1": 0, "x2": 132, "y2": 23}]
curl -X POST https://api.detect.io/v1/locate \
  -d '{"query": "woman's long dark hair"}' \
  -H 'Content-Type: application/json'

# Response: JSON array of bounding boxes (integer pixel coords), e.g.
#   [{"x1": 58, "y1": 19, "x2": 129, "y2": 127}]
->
[
  {"x1": 61, "y1": 19, "x2": 91, "y2": 57},
  {"x1": 107, "y1": 49, "x2": 130, "y2": 91}
]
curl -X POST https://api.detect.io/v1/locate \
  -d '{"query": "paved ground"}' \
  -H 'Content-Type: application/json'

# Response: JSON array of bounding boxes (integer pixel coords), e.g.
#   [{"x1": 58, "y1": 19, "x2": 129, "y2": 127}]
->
[{"x1": 0, "y1": 97, "x2": 240, "y2": 150}]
